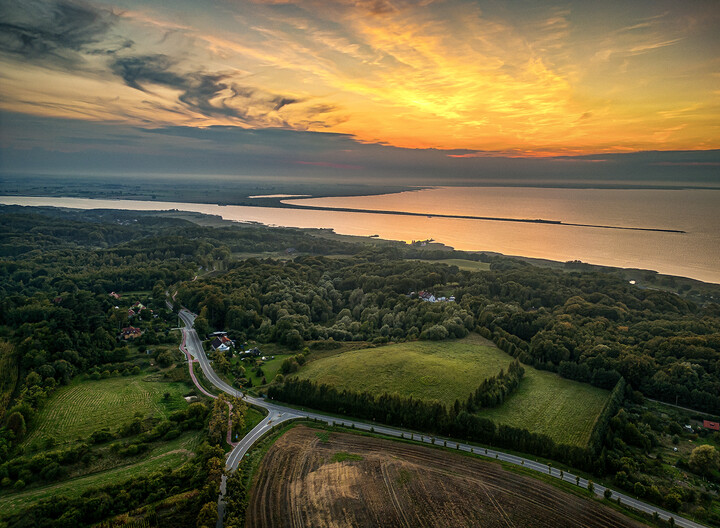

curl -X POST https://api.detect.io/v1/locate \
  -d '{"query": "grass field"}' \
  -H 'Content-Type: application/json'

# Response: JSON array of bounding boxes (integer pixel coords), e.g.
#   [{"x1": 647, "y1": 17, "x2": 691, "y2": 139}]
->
[
  {"x1": 294, "y1": 335, "x2": 609, "y2": 448},
  {"x1": 0, "y1": 431, "x2": 202, "y2": 516},
  {"x1": 22, "y1": 374, "x2": 191, "y2": 448},
  {"x1": 475, "y1": 369, "x2": 609, "y2": 447},
  {"x1": 294, "y1": 334, "x2": 509, "y2": 403},
  {"x1": 409, "y1": 258, "x2": 491, "y2": 272}
]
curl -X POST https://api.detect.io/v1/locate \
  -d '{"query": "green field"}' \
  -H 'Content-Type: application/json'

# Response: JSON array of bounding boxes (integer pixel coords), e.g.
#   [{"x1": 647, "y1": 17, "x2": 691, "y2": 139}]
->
[
  {"x1": 294, "y1": 335, "x2": 609, "y2": 447},
  {"x1": 22, "y1": 374, "x2": 191, "y2": 448},
  {"x1": 0, "y1": 431, "x2": 202, "y2": 516},
  {"x1": 475, "y1": 368, "x2": 609, "y2": 447},
  {"x1": 294, "y1": 334, "x2": 509, "y2": 403}
]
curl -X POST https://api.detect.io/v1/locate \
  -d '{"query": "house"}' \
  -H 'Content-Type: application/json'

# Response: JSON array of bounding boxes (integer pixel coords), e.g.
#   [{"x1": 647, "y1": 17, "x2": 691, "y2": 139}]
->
[
  {"x1": 120, "y1": 326, "x2": 142, "y2": 340},
  {"x1": 109, "y1": 292, "x2": 121, "y2": 300},
  {"x1": 684, "y1": 424, "x2": 694, "y2": 432},
  {"x1": 703, "y1": 420, "x2": 720, "y2": 431},
  {"x1": 128, "y1": 308, "x2": 136, "y2": 317},
  {"x1": 211, "y1": 337, "x2": 232, "y2": 352},
  {"x1": 53, "y1": 296, "x2": 63, "y2": 304},
  {"x1": 132, "y1": 301, "x2": 146, "y2": 311},
  {"x1": 208, "y1": 331, "x2": 228, "y2": 338}
]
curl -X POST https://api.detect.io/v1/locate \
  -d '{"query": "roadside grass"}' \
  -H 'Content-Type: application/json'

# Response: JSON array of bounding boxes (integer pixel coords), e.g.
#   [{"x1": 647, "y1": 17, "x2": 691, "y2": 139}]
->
[
  {"x1": 293, "y1": 334, "x2": 609, "y2": 448},
  {"x1": 294, "y1": 334, "x2": 510, "y2": 403},
  {"x1": 476, "y1": 368, "x2": 609, "y2": 447},
  {"x1": 408, "y1": 258, "x2": 491, "y2": 272},
  {"x1": 235, "y1": 407, "x2": 266, "y2": 439},
  {"x1": 0, "y1": 431, "x2": 203, "y2": 516},
  {"x1": 22, "y1": 373, "x2": 191, "y2": 449},
  {"x1": 245, "y1": 354, "x2": 293, "y2": 386}
]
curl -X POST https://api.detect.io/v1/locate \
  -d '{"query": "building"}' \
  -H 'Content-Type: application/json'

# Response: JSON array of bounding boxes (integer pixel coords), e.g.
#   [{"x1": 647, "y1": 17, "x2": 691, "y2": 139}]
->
[
  {"x1": 120, "y1": 326, "x2": 142, "y2": 340},
  {"x1": 703, "y1": 420, "x2": 720, "y2": 431},
  {"x1": 211, "y1": 336, "x2": 233, "y2": 352}
]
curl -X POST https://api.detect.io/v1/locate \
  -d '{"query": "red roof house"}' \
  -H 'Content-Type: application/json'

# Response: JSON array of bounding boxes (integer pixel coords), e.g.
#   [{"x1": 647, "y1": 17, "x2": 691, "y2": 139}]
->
[
  {"x1": 120, "y1": 326, "x2": 142, "y2": 340},
  {"x1": 703, "y1": 420, "x2": 720, "y2": 431}
]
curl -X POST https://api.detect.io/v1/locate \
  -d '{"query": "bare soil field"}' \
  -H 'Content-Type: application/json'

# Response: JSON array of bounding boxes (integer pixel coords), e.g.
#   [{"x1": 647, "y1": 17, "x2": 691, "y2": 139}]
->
[{"x1": 246, "y1": 426, "x2": 646, "y2": 528}]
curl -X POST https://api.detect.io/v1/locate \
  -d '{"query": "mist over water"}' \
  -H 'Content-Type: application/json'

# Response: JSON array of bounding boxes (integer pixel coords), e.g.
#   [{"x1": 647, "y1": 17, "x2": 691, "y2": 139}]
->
[{"x1": 2, "y1": 186, "x2": 719, "y2": 283}]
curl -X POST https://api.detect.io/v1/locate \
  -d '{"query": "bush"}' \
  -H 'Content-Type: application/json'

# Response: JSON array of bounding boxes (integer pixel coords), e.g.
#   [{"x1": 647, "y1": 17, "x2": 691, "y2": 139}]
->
[{"x1": 420, "y1": 324, "x2": 449, "y2": 340}]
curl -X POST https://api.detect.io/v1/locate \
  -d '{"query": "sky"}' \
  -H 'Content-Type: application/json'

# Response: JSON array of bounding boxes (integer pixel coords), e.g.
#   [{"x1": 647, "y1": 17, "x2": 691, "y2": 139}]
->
[{"x1": 0, "y1": 0, "x2": 719, "y2": 183}]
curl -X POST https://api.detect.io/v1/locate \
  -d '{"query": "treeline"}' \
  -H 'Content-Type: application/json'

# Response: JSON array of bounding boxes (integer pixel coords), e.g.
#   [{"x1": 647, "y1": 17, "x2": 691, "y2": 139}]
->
[
  {"x1": 587, "y1": 377, "x2": 627, "y2": 454},
  {"x1": 464, "y1": 359, "x2": 524, "y2": 411},
  {"x1": 268, "y1": 377, "x2": 592, "y2": 471}
]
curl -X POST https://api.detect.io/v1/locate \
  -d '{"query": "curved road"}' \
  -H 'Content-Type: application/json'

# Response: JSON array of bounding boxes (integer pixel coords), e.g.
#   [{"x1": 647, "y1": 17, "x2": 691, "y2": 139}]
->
[{"x1": 178, "y1": 309, "x2": 707, "y2": 528}]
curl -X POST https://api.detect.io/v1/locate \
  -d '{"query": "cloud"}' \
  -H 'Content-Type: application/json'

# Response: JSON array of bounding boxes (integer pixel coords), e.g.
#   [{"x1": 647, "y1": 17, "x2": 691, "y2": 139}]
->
[
  {"x1": 109, "y1": 53, "x2": 306, "y2": 123},
  {"x1": 0, "y1": 0, "x2": 127, "y2": 68}
]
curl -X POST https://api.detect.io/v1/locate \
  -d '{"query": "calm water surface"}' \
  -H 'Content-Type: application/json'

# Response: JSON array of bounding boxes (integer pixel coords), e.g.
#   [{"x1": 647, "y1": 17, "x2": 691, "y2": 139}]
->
[{"x1": 1, "y1": 187, "x2": 718, "y2": 283}]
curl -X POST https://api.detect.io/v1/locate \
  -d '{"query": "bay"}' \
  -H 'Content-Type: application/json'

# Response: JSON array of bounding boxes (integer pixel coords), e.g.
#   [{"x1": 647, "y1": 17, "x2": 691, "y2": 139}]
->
[{"x1": 1, "y1": 186, "x2": 718, "y2": 283}]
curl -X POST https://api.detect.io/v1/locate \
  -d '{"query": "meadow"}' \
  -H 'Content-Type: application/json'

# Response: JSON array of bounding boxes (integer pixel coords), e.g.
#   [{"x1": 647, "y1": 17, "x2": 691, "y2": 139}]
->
[
  {"x1": 294, "y1": 334, "x2": 510, "y2": 403},
  {"x1": 294, "y1": 335, "x2": 609, "y2": 448},
  {"x1": 22, "y1": 373, "x2": 191, "y2": 449},
  {"x1": 475, "y1": 368, "x2": 609, "y2": 447}
]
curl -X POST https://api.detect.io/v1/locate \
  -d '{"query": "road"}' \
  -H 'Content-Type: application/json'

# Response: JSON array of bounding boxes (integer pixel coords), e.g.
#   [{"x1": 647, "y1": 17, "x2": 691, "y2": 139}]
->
[{"x1": 177, "y1": 308, "x2": 707, "y2": 528}]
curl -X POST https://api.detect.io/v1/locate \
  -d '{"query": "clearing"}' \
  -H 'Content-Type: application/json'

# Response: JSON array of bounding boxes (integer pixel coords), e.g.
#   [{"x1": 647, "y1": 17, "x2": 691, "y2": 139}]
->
[
  {"x1": 246, "y1": 425, "x2": 646, "y2": 528},
  {"x1": 22, "y1": 373, "x2": 191, "y2": 448},
  {"x1": 294, "y1": 334, "x2": 509, "y2": 403},
  {"x1": 293, "y1": 335, "x2": 608, "y2": 447}
]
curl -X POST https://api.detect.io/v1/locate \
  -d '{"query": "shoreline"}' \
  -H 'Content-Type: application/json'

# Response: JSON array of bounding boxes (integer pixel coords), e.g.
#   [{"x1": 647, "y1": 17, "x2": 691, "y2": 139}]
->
[{"x1": 0, "y1": 196, "x2": 716, "y2": 285}]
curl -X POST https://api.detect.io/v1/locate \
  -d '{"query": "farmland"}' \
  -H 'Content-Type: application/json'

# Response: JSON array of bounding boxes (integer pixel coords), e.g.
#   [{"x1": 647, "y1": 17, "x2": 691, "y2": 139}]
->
[
  {"x1": 246, "y1": 425, "x2": 646, "y2": 528},
  {"x1": 21, "y1": 373, "x2": 191, "y2": 449},
  {"x1": 293, "y1": 335, "x2": 609, "y2": 447},
  {"x1": 293, "y1": 334, "x2": 510, "y2": 403}
]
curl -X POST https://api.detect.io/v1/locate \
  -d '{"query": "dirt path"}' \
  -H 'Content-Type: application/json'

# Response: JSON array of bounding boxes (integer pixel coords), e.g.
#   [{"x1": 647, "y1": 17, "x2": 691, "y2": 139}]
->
[{"x1": 247, "y1": 426, "x2": 648, "y2": 528}]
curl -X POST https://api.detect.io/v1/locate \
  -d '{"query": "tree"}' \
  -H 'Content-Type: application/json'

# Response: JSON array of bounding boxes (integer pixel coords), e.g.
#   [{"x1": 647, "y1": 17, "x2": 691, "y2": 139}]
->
[
  {"x1": 689, "y1": 444, "x2": 720, "y2": 476},
  {"x1": 196, "y1": 502, "x2": 218, "y2": 528},
  {"x1": 6, "y1": 412, "x2": 26, "y2": 440}
]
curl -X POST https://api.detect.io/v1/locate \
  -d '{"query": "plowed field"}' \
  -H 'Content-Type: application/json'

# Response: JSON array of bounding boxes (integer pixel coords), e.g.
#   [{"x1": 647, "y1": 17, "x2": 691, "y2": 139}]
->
[{"x1": 247, "y1": 426, "x2": 646, "y2": 528}]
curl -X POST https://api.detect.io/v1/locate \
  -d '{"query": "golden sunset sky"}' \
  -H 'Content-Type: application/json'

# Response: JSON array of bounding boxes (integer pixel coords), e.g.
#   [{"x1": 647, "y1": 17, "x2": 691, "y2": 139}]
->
[{"x1": 0, "y1": 0, "x2": 718, "y2": 164}]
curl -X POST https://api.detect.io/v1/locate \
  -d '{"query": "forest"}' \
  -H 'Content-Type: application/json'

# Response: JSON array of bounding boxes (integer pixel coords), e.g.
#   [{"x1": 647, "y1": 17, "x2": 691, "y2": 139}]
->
[{"x1": 1, "y1": 205, "x2": 719, "y2": 525}]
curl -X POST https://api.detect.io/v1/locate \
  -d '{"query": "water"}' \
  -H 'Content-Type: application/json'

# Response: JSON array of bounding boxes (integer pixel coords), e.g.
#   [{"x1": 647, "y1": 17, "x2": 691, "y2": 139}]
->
[{"x1": 1, "y1": 186, "x2": 718, "y2": 283}]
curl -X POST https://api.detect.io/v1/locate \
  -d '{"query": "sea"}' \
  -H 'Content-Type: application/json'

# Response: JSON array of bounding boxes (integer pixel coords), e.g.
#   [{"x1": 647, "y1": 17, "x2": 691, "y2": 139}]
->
[{"x1": 1, "y1": 186, "x2": 719, "y2": 283}]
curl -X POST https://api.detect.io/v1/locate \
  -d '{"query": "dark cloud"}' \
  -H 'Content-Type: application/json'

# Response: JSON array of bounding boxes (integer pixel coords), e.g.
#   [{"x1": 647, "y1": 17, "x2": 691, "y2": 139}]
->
[
  {"x1": 109, "y1": 53, "x2": 310, "y2": 123},
  {"x1": 0, "y1": 0, "x2": 125, "y2": 67},
  {"x1": 110, "y1": 55, "x2": 186, "y2": 91}
]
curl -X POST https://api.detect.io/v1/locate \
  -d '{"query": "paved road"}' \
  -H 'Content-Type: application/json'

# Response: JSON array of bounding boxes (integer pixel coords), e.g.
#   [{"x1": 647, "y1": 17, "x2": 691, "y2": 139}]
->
[{"x1": 177, "y1": 309, "x2": 707, "y2": 528}]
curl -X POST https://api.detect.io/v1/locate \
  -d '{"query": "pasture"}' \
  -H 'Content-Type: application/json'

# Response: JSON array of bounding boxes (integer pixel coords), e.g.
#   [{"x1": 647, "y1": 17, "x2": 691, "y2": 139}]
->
[
  {"x1": 22, "y1": 374, "x2": 191, "y2": 448},
  {"x1": 475, "y1": 368, "x2": 609, "y2": 447},
  {"x1": 294, "y1": 334, "x2": 510, "y2": 403},
  {"x1": 293, "y1": 335, "x2": 609, "y2": 448}
]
